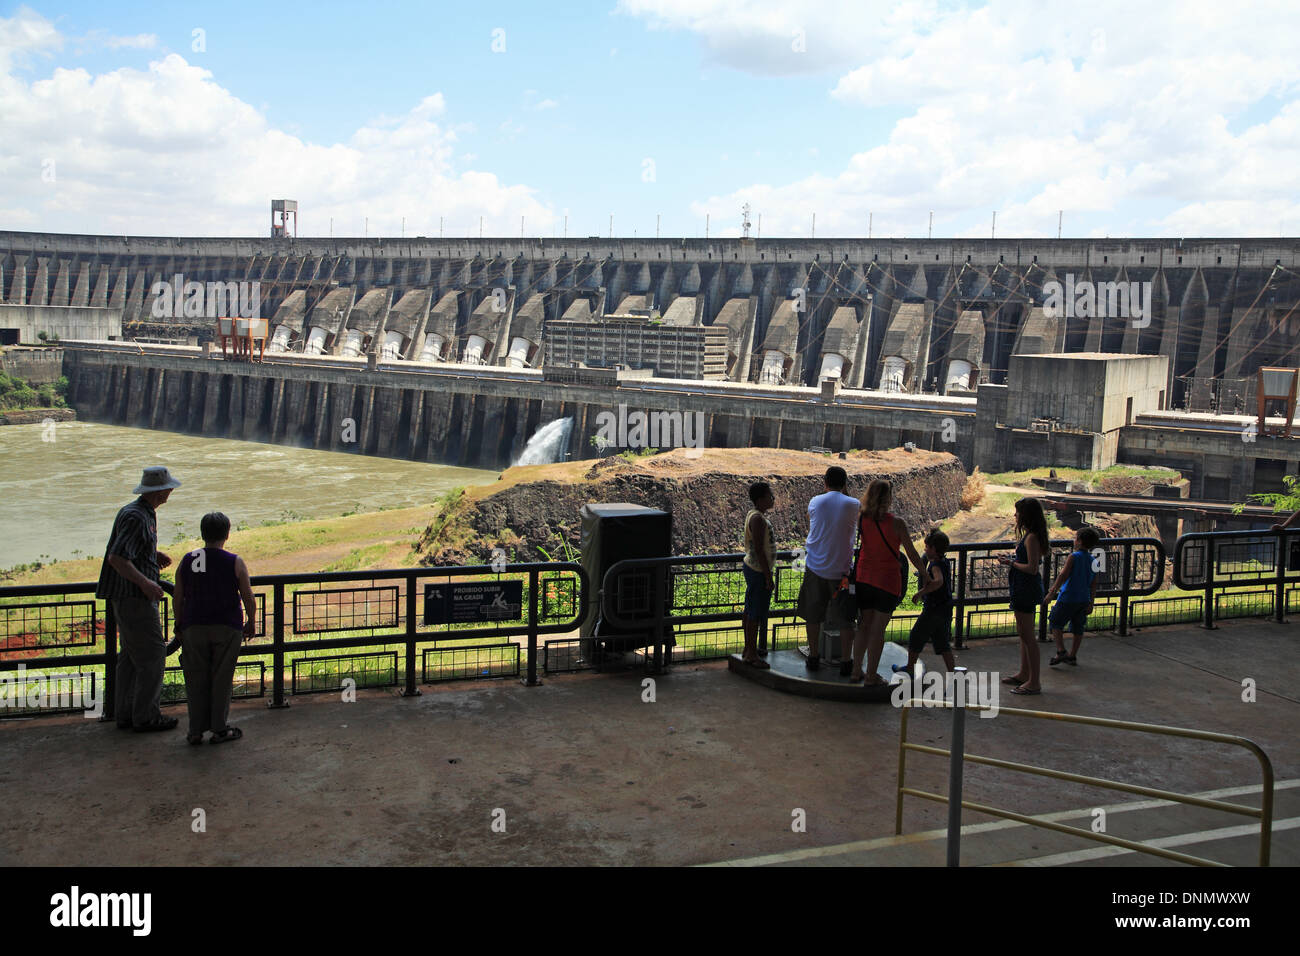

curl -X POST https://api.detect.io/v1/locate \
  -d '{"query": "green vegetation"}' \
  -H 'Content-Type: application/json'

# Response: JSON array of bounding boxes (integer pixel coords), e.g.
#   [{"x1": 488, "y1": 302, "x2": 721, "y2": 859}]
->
[
  {"x1": 424, "y1": 487, "x2": 466, "y2": 542},
  {"x1": 0, "y1": 554, "x2": 54, "y2": 580},
  {"x1": 1233, "y1": 474, "x2": 1300, "y2": 517},
  {"x1": 262, "y1": 509, "x2": 307, "y2": 526},
  {"x1": 0, "y1": 372, "x2": 68, "y2": 411},
  {"x1": 322, "y1": 544, "x2": 390, "y2": 573},
  {"x1": 984, "y1": 464, "x2": 1182, "y2": 488},
  {"x1": 536, "y1": 537, "x2": 579, "y2": 564}
]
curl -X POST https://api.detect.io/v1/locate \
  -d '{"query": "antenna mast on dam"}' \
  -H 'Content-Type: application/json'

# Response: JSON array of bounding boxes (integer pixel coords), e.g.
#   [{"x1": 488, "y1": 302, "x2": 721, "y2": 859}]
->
[{"x1": 271, "y1": 200, "x2": 297, "y2": 239}]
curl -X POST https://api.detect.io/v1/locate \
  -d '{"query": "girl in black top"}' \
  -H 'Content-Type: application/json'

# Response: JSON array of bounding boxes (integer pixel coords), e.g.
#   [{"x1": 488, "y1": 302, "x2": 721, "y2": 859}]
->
[{"x1": 997, "y1": 497, "x2": 1048, "y2": 695}]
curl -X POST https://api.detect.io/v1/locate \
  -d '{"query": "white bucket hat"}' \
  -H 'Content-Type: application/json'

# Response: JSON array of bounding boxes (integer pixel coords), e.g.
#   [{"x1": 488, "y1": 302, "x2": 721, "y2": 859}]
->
[{"x1": 133, "y1": 466, "x2": 182, "y2": 495}]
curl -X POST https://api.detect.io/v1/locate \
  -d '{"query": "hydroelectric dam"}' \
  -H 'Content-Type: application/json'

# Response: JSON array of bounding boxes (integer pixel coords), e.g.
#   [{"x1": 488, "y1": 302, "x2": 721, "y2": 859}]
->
[{"x1": 6, "y1": 230, "x2": 1300, "y2": 498}]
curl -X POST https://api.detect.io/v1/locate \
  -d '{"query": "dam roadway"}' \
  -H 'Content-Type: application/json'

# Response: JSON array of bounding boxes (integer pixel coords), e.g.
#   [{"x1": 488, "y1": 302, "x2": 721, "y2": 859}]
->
[{"x1": 60, "y1": 341, "x2": 975, "y2": 469}]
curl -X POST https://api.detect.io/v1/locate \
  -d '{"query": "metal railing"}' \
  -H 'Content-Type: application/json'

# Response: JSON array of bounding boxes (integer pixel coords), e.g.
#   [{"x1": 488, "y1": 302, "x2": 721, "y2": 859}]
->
[
  {"x1": 595, "y1": 537, "x2": 1167, "y2": 664},
  {"x1": 948, "y1": 535, "x2": 1165, "y2": 645},
  {"x1": 896, "y1": 684, "x2": 1275, "y2": 867},
  {"x1": 1, "y1": 528, "x2": 1289, "y2": 720},
  {"x1": 597, "y1": 550, "x2": 803, "y2": 669},
  {"x1": 1174, "y1": 527, "x2": 1299, "y2": 627},
  {"x1": 0, "y1": 562, "x2": 588, "y2": 720}
]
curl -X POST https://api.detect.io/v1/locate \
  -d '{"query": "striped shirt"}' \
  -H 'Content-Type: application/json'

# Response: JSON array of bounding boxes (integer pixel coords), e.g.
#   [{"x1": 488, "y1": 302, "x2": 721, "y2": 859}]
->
[{"x1": 95, "y1": 497, "x2": 160, "y2": 601}]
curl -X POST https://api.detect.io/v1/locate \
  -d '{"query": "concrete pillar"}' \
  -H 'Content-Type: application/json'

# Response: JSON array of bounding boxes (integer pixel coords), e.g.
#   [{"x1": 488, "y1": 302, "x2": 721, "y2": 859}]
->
[
  {"x1": 228, "y1": 376, "x2": 245, "y2": 436},
  {"x1": 268, "y1": 378, "x2": 286, "y2": 443},
  {"x1": 407, "y1": 391, "x2": 425, "y2": 461}
]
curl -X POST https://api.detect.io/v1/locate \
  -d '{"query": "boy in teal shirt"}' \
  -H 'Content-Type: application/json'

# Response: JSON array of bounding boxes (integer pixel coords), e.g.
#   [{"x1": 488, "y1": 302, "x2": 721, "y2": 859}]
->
[{"x1": 1045, "y1": 526, "x2": 1101, "y2": 666}]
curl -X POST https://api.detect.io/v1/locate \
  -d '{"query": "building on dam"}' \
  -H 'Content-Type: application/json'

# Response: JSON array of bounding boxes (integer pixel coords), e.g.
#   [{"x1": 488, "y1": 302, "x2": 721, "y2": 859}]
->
[{"x1": 3, "y1": 229, "x2": 1300, "y2": 501}]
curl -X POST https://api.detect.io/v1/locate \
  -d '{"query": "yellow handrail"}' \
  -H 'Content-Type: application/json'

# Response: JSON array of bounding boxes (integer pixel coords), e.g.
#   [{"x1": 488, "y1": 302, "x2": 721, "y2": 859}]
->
[{"x1": 896, "y1": 701, "x2": 1275, "y2": 867}]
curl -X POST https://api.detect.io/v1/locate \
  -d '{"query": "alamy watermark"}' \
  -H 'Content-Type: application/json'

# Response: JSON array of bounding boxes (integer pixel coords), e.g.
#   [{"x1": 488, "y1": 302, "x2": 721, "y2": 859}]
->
[
  {"x1": 0, "y1": 664, "x2": 102, "y2": 718},
  {"x1": 49, "y1": 886, "x2": 151, "y2": 936},
  {"x1": 150, "y1": 274, "x2": 261, "y2": 319},
  {"x1": 1042, "y1": 273, "x2": 1151, "y2": 328},
  {"x1": 891, "y1": 668, "x2": 1000, "y2": 717},
  {"x1": 592, "y1": 404, "x2": 705, "y2": 453}
]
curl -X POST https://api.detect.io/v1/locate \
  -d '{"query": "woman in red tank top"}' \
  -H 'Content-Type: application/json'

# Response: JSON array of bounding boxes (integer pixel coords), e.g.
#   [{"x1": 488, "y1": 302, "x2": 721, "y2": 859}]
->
[{"x1": 849, "y1": 479, "x2": 925, "y2": 685}]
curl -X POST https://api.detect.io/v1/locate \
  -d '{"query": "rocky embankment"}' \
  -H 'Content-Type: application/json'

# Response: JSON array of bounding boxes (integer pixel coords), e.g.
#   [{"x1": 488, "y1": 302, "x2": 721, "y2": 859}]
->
[
  {"x1": 417, "y1": 446, "x2": 967, "y2": 566},
  {"x1": 0, "y1": 408, "x2": 75, "y2": 425}
]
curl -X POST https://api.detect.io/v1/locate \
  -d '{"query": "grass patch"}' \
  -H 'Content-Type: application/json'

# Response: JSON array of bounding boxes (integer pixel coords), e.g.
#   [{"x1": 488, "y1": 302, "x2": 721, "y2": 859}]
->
[
  {"x1": 322, "y1": 544, "x2": 390, "y2": 573},
  {"x1": 984, "y1": 465, "x2": 1184, "y2": 489}
]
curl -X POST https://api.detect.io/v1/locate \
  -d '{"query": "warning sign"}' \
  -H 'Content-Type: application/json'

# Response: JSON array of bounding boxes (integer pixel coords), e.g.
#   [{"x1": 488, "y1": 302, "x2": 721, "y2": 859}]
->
[{"x1": 424, "y1": 580, "x2": 524, "y2": 625}]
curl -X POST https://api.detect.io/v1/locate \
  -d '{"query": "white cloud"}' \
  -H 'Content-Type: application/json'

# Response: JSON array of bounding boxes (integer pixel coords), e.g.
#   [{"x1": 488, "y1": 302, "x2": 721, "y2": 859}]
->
[
  {"x1": 615, "y1": 0, "x2": 884, "y2": 75},
  {"x1": 535, "y1": 98, "x2": 557, "y2": 111},
  {"x1": 631, "y1": 0, "x2": 1300, "y2": 236},
  {"x1": 0, "y1": 6, "x2": 60, "y2": 72},
  {"x1": 103, "y1": 33, "x2": 157, "y2": 50},
  {"x1": 0, "y1": 10, "x2": 555, "y2": 237}
]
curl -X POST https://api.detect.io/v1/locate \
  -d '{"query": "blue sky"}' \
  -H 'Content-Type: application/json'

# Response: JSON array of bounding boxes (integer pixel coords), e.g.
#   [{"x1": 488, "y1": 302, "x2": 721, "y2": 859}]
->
[{"x1": 3, "y1": 1, "x2": 1300, "y2": 238}]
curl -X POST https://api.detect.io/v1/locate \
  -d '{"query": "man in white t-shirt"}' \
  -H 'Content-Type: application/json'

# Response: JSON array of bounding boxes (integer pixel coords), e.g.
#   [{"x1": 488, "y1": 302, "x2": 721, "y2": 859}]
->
[{"x1": 797, "y1": 466, "x2": 860, "y2": 670}]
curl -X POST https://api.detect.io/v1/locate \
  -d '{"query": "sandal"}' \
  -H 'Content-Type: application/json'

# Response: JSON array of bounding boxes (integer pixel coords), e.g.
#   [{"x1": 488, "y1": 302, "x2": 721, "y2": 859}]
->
[
  {"x1": 1049, "y1": 651, "x2": 1070, "y2": 666},
  {"x1": 862, "y1": 674, "x2": 888, "y2": 688},
  {"x1": 1066, "y1": 655, "x2": 1078, "y2": 666},
  {"x1": 1001, "y1": 675, "x2": 1027, "y2": 685},
  {"x1": 743, "y1": 656, "x2": 771, "y2": 670},
  {"x1": 1009, "y1": 686, "x2": 1041, "y2": 695},
  {"x1": 210, "y1": 727, "x2": 243, "y2": 744},
  {"x1": 186, "y1": 733, "x2": 204, "y2": 746}
]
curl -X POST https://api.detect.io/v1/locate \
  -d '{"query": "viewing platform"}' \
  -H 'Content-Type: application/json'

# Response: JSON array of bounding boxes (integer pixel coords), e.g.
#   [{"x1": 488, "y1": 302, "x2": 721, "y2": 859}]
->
[
  {"x1": 728, "y1": 648, "x2": 899, "y2": 702},
  {"x1": 2, "y1": 617, "x2": 1296, "y2": 867}
]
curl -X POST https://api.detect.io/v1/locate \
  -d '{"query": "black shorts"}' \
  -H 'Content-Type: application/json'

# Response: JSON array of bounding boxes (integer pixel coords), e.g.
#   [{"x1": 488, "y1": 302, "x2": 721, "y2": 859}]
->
[
  {"x1": 908, "y1": 606, "x2": 952, "y2": 655},
  {"x1": 1010, "y1": 580, "x2": 1044, "y2": 615},
  {"x1": 856, "y1": 583, "x2": 901, "y2": 614}
]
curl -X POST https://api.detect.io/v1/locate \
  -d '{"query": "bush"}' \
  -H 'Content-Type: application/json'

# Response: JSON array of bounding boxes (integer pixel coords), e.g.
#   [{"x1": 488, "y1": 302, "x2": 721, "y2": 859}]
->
[
  {"x1": 960, "y1": 467, "x2": 987, "y2": 511},
  {"x1": 0, "y1": 370, "x2": 65, "y2": 410}
]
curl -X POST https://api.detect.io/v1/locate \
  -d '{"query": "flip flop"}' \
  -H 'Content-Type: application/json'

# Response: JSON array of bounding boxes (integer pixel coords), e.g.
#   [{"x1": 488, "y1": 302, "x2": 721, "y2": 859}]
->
[
  {"x1": 1001, "y1": 675, "x2": 1027, "y2": 685},
  {"x1": 1009, "y1": 686, "x2": 1041, "y2": 695},
  {"x1": 210, "y1": 727, "x2": 243, "y2": 744}
]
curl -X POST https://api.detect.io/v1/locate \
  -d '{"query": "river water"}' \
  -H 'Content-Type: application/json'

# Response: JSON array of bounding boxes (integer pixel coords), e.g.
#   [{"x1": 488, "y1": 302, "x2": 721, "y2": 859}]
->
[{"x1": 0, "y1": 421, "x2": 496, "y2": 567}]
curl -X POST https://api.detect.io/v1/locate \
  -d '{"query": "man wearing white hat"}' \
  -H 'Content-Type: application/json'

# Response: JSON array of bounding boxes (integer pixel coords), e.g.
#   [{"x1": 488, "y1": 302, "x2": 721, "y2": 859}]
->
[{"x1": 96, "y1": 466, "x2": 181, "y2": 732}]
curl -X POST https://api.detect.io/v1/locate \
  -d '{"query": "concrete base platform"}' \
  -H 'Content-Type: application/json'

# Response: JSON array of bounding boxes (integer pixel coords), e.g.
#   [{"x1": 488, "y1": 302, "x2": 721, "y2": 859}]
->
[
  {"x1": 728, "y1": 650, "x2": 897, "y2": 702},
  {"x1": 1, "y1": 618, "x2": 1297, "y2": 867}
]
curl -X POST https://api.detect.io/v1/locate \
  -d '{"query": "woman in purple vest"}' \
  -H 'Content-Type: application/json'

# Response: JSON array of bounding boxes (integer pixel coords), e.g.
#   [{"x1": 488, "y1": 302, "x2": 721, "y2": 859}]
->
[{"x1": 173, "y1": 512, "x2": 256, "y2": 744}]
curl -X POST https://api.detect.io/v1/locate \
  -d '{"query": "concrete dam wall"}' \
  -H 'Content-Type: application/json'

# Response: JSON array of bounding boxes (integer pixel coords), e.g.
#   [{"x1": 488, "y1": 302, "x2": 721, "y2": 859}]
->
[
  {"x1": 63, "y1": 347, "x2": 972, "y2": 470},
  {"x1": 7, "y1": 231, "x2": 1300, "y2": 410}
]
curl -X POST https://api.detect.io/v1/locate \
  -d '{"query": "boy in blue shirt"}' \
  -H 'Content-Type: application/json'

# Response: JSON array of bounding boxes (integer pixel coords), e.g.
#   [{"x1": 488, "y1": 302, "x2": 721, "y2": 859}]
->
[{"x1": 1045, "y1": 526, "x2": 1101, "y2": 666}]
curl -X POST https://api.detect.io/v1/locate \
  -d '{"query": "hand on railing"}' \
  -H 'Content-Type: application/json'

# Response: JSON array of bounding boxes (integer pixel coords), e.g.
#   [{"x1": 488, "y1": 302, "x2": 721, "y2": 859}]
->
[{"x1": 159, "y1": 579, "x2": 182, "y2": 656}]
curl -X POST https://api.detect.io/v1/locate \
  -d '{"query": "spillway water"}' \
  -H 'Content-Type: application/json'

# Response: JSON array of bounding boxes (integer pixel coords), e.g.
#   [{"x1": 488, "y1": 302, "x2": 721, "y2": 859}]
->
[
  {"x1": 515, "y1": 417, "x2": 573, "y2": 466},
  {"x1": 0, "y1": 421, "x2": 496, "y2": 567}
]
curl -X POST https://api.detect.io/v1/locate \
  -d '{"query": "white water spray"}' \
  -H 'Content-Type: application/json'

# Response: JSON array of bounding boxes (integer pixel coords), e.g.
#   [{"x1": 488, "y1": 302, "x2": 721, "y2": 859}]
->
[{"x1": 515, "y1": 417, "x2": 574, "y2": 466}]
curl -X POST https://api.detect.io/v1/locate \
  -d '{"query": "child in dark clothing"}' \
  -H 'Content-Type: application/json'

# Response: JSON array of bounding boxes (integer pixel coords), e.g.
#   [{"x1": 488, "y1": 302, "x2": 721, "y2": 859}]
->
[
  {"x1": 1045, "y1": 526, "x2": 1101, "y2": 666},
  {"x1": 893, "y1": 528, "x2": 956, "y2": 675},
  {"x1": 741, "y1": 481, "x2": 776, "y2": 669}
]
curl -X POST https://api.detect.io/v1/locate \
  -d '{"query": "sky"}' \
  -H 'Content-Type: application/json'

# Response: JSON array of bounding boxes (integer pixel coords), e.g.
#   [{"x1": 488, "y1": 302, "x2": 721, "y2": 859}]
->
[{"x1": 2, "y1": 0, "x2": 1299, "y2": 240}]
